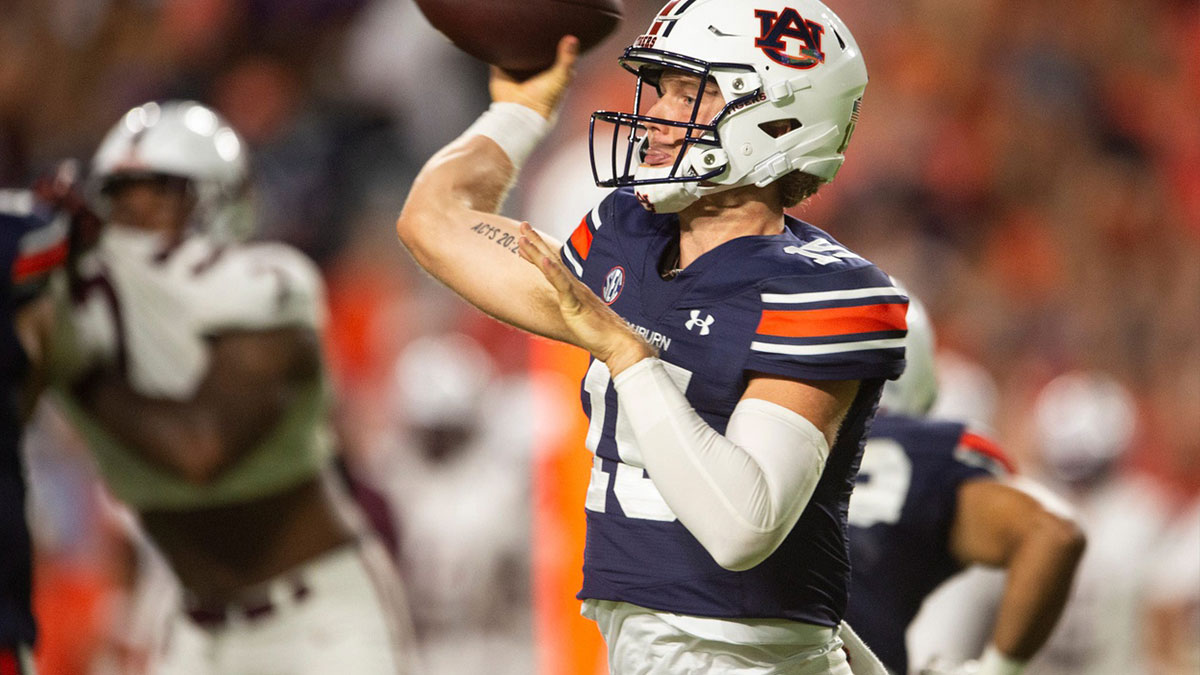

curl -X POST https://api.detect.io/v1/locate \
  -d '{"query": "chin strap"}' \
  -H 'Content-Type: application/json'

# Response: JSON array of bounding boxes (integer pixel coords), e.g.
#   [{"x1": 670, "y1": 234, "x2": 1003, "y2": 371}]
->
[{"x1": 631, "y1": 164, "x2": 702, "y2": 213}]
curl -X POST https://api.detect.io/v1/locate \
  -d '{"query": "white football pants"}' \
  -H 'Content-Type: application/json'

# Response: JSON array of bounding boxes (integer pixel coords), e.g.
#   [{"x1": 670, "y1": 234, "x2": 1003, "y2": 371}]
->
[
  {"x1": 583, "y1": 598, "x2": 887, "y2": 675},
  {"x1": 155, "y1": 540, "x2": 417, "y2": 675}
]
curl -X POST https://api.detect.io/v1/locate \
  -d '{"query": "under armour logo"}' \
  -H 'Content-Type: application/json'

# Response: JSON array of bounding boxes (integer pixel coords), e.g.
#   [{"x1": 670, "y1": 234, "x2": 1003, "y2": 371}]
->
[{"x1": 685, "y1": 310, "x2": 715, "y2": 336}]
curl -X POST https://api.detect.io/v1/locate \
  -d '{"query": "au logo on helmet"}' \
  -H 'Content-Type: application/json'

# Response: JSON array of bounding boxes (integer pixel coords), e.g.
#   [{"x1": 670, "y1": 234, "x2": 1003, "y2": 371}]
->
[{"x1": 754, "y1": 8, "x2": 826, "y2": 70}]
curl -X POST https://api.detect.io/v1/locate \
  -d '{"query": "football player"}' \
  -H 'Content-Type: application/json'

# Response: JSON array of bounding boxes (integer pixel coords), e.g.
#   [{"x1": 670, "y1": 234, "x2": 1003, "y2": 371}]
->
[
  {"x1": 845, "y1": 298, "x2": 1086, "y2": 675},
  {"x1": 50, "y1": 101, "x2": 415, "y2": 674},
  {"x1": 1, "y1": 186, "x2": 68, "y2": 675},
  {"x1": 397, "y1": 1, "x2": 902, "y2": 672},
  {"x1": 1020, "y1": 370, "x2": 1169, "y2": 675}
]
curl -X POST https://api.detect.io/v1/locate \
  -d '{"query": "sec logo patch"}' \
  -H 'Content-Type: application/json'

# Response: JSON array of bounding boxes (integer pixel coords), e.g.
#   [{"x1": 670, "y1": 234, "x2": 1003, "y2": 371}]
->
[{"x1": 602, "y1": 266, "x2": 625, "y2": 305}]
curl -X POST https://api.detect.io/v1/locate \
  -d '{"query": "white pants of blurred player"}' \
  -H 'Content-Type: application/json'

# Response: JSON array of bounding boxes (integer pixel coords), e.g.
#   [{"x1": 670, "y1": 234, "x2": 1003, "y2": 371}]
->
[
  {"x1": 156, "y1": 541, "x2": 417, "y2": 675},
  {"x1": 584, "y1": 599, "x2": 886, "y2": 675}
]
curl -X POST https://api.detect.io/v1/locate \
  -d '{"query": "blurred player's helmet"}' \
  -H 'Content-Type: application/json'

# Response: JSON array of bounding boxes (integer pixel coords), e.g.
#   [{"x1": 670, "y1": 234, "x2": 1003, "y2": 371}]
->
[
  {"x1": 90, "y1": 100, "x2": 252, "y2": 240},
  {"x1": 392, "y1": 332, "x2": 494, "y2": 431},
  {"x1": 1034, "y1": 371, "x2": 1137, "y2": 486},
  {"x1": 590, "y1": 0, "x2": 867, "y2": 213},
  {"x1": 880, "y1": 293, "x2": 937, "y2": 417}
]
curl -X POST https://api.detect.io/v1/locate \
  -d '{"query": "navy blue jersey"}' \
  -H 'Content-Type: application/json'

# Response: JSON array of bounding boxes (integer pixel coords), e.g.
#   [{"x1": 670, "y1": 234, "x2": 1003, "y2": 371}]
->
[
  {"x1": 559, "y1": 188, "x2": 907, "y2": 627},
  {"x1": 845, "y1": 412, "x2": 1014, "y2": 673},
  {"x1": 0, "y1": 189, "x2": 67, "y2": 647}
]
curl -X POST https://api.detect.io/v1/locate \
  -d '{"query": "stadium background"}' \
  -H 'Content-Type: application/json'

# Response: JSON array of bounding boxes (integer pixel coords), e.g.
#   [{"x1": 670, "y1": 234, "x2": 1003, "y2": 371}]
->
[{"x1": 2, "y1": 0, "x2": 1196, "y2": 672}]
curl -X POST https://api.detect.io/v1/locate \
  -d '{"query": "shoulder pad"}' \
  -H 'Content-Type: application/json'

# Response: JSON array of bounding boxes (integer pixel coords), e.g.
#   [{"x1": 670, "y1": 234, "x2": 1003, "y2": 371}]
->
[{"x1": 192, "y1": 242, "x2": 326, "y2": 334}]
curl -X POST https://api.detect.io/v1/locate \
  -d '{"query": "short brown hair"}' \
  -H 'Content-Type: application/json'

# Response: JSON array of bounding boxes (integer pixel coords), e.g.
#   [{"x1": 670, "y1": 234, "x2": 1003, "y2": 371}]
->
[{"x1": 778, "y1": 171, "x2": 824, "y2": 208}]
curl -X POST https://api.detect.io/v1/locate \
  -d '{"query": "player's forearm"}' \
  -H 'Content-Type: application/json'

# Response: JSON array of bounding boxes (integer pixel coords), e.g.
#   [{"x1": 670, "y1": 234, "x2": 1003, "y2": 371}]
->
[
  {"x1": 74, "y1": 370, "x2": 289, "y2": 483},
  {"x1": 612, "y1": 358, "x2": 829, "y2": 571},
  {"x1": 75, "y1": 370, "x2": 226, "y2": 482},
  {"x1": 15, "y1": 294, "x2": 55, "y2": 421},
  {"x1": 989, "y1": 510, "x2": 1086, "y2": 660}
]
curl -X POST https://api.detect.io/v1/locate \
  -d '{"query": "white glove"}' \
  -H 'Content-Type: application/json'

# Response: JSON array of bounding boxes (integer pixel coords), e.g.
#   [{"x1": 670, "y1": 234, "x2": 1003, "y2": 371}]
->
[{"x1": 921, "y1": 647, "x2": 1025, "y2": 675}]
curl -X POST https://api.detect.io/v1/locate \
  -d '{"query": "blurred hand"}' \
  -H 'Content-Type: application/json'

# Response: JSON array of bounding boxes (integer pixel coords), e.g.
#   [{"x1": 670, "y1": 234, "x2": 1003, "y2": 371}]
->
[
  {"x1": 32, "y1": 159, "x2": 103, "y2": 263},
  {"x1": 516, "y1": 222, "x2": 654, "y2": 375},
  {"x1": 489, "y1": 35, "x2": 579, "y2": 120}
]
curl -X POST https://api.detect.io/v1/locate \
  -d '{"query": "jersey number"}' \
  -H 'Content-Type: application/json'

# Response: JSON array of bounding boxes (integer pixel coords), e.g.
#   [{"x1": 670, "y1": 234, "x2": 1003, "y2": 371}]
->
[
  {"x1": 783, "y1": 237, "x2": 863, "y2": 266},
  {"x1": 581, "y1": 359, "x2": 693, "y2": 521},
  {"x1": 847, "y1": 437, "x2": 912, "y2": 527}
]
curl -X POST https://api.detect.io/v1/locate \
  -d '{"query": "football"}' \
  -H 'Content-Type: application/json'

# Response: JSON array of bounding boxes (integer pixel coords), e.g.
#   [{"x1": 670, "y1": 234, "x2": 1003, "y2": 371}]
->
[{"x1": 414, "y1": 0, "x2": 624, "y2": 75}]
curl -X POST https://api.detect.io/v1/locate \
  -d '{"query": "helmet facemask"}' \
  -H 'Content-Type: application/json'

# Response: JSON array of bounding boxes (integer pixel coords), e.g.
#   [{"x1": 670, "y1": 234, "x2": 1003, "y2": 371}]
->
[{"x1": 590, "y1": 52, "x2": 761, "y2": 213}]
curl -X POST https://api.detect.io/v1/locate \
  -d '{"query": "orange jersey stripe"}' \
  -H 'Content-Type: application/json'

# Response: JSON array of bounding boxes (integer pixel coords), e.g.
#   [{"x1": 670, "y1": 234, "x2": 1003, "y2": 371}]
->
[
  {"x1": 960, "y1": 432, "x2": 1017, "y2": 474},
  {"x1": 568, "y1": 217, "x2": 593, "y2": 260},
  {"x1": 757, "y1": 302, "x2": 907, "y2": 338},
  {"x1": 13, "y1": 240, "x2": 67, "y2": 282}
]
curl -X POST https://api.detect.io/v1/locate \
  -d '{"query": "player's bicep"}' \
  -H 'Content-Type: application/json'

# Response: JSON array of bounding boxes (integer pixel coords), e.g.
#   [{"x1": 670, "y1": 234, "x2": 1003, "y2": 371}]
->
[
  {"x1": 949, "y1": 479, "x2": 1045, "y2": 567},
  {"x1": 742, "y1": 374, "x2": 859, "y2": 446},
  {"x1": 203, "y1": 326, "x2": 321, "y2": 392}
]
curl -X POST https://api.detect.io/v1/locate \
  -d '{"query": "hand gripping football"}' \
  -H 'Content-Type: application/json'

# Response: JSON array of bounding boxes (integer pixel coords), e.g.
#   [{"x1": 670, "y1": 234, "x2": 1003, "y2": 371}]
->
[{"x1": 414, "y1": 0, "x2": 624, "y2": 75}]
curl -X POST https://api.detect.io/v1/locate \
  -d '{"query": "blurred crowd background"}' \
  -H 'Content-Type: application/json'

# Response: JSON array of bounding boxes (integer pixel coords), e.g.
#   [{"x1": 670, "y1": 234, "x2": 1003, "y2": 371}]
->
[{"x1": 2, "y1": 0, "x2": 1197, "y2": 673}]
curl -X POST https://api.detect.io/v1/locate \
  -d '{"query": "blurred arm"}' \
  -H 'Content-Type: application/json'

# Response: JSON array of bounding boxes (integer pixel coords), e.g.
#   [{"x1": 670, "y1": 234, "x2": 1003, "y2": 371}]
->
[
  {"x1": 395, "y1": 38, "x2": 580, "y2": 345},
  {"x1": 73, "y1": 326, "x2": 321, "y2": 484},
  {"x1": 14, "y1": 293, "x2": 56, "y2": 420},
  {"x1": 949, "y1": 477, "x2": 1087, "y2": 663}
]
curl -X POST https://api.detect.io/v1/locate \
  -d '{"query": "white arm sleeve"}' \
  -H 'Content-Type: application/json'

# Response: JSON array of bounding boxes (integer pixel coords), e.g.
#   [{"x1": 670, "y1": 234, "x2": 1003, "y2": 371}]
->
[{"x1": 612, "y1": 357, "x2": 831, "y2": 571}]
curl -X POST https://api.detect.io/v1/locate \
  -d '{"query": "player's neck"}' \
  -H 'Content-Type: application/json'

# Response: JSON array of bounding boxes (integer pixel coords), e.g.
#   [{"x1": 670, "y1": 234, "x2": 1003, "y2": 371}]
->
[{"x1": 676, "y1": 184, "x2": 784, "y2": 268}]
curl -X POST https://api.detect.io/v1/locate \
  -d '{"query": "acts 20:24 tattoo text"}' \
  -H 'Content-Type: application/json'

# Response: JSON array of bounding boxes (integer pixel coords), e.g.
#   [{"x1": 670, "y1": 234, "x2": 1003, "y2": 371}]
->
[{"x1": 471, "y1": 221, "x2": 520, "y2": 255}]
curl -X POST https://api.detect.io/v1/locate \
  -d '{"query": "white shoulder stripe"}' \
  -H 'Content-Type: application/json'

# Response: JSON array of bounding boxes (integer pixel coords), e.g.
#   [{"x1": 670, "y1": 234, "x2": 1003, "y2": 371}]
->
[
  {"x1": 750, "y1": 337, "x2": 907, "y2": 356},
  {"x1": 761, "y1": 286, "x2": 905, "y2": 305},
  {"x1": 561, "y1": 244, "x2": 584, "y2": 277},
  {"x1": 19, "y1": 215, "x2": 69, "y2": 254},
  {"x1": 590, "y1": 204, "x2": 603, "y2": 231},
  {"x1": 0, "y1": 189, "x2": 34, "y2": 217}
]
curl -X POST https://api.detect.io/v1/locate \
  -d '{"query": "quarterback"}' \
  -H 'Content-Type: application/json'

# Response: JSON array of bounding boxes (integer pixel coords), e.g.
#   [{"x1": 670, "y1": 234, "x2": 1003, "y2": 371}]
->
[
  {"x1": 397, "y1": 1, "x2": 903, "y2": 672},
  {"x1": 51, "y1": 101, "x2": 414, "y2": 674}
]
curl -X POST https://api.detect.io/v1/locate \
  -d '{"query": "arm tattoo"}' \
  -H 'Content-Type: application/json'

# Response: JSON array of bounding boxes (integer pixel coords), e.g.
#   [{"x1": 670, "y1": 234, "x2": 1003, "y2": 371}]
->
[{"x1": 470, "y1": 221, "x2": 521, "y2": 255}]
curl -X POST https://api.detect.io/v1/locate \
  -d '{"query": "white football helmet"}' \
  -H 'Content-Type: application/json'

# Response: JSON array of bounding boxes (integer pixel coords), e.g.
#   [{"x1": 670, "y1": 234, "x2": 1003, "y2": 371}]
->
[
  {"x1": 879, "y1": 292, "x2": 937, "y2": 417},
  {"x1": 1034, "y1": 371, "x2": 1137, "y2": 486},
  {"x1": 590, "y1": 0, "x2": 867, "y2": 213},
  {"x1": 90, "y1": 100, "x2": 253, "y2": 240}
]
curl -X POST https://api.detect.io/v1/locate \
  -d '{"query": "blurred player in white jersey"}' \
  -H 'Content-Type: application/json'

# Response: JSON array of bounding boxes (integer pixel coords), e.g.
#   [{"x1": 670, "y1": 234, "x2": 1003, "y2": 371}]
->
[
  {"x1": 1145, "y1": 495, "x2": 1200, "y2": 675},
  {"x1": 1020, "y1": 370, "x2": 1171, "y2": 675},
  {"x1": 384, "y1": 332, "x2": 536, "y2": 675},
  {"x1": 49, "y1": 101, "x2": 415, "y2": 674}
]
